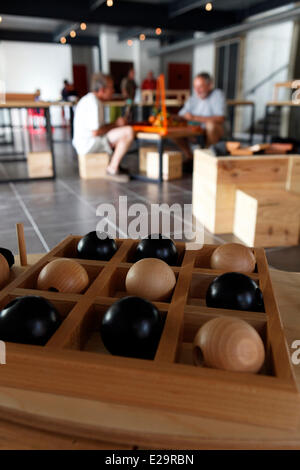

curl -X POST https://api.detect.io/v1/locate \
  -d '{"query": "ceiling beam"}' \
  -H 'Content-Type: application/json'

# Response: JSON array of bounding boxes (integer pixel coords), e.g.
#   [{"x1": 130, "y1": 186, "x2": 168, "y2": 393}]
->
[
  {"x1": 118, "y1": 28, "x2": 145, "y2": 42},
  {"x1": 0, "y1": 28, "x2": 99, "y2": 46},
  {"x1": 242, "y1": 0, "x2": 297, "y2": 19},
  {"x1": 53, "y1": 23, "x2": 79, "y2": 42},
  {"x1": 150, "y1": 3, "x2": 300, "y2": 56},
  {"x1": 89, "y1": 0, "x2": 106, "y2": 12},
  {"x1": 169, "y1": 0, "x2": 208, "y2": 18},
  {"x1": 0, "y1": 1, "x2": 236, "y2": 32}
]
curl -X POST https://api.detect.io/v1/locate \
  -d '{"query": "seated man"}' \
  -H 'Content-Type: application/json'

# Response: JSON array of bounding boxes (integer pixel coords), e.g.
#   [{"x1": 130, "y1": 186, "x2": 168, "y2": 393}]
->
[
  {"x1": 73, "y1": 73, "x2": 135, "y2": 182},
  {"x1": 176, "y1": 72, "x2": 225, "y2": 162}
]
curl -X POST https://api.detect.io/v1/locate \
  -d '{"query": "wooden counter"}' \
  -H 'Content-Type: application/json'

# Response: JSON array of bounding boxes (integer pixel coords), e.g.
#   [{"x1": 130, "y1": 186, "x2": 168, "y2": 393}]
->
[{"x1": 192, "y1": 149, "x2": 300, "y2": 235}]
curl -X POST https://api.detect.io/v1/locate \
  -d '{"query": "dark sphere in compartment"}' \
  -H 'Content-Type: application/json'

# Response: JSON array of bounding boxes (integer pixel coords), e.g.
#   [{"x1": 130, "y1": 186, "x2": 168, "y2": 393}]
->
[
  {"x1": 0, "y1": 296, "x2": 62, "y2": 345},
  {"x1": 206, "y1": 272, "x2": 264, "y2": 312},
  {"x1": 135, "y1": 234, "x2": 178, "y2": 265},
  {"x1": 0, "y1": 248, "x2": 14, "y2": 268},
  {"x1": 100, "y1": 296, "x2": 163, "y2": 359},
  {"x1": 77, "y1": 231, "x2": 117, "y2": 261}
]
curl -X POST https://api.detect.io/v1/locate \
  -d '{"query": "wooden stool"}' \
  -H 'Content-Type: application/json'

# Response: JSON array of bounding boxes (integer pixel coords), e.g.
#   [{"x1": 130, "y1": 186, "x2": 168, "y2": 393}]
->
[
  {"x1": 27, "y1": 152, "x2": 53, "y2": 178},
  {"x1": 233, "y1": 188, "x2": 300, "y2": 247},
  {"x1": 139, "y1": 146, "x2": 156, "y2": 173},
  {"x1": 78, "y1": 153, "x2": 110, "y2": 180},
  {"x1": 146, "y1": 150, "x2": 182, "y2": 181}
]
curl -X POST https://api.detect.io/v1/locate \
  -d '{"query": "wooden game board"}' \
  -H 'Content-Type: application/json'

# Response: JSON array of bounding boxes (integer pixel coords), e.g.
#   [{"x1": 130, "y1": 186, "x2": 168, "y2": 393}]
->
[{"x1": 0, "y1": 236, "x2": 299, "y2": 449}]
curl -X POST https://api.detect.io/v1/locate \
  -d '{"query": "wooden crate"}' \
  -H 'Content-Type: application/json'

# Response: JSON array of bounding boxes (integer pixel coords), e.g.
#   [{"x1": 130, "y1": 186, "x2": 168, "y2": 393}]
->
[
  {"x1": 0, "y1": 236, "x2": 299, "y2": 449},
  {"x1": 78, "y1": 153, "x2": 110, "y2": 180},
  {"x1": 146, "y1": 150, "x2": 182, "y2": 181},
  {"x1": 27, "y1": 152, "x2": 53, "y2": 178},
  {"x1": 192, "y1": 149, "x2": 300, "y2": 234},
  {"x1": 233, "y1": 189, "x2": 300, "y2": 247}
]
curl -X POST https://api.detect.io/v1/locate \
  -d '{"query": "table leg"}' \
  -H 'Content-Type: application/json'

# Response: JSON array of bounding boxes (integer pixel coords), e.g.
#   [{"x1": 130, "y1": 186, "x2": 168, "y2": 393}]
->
[
  {"x1": 229, "y1": 105, "x2": 234, "y2": 140},
  {"x1": 44, "y1": 107, "x2": 56, "y2": 180},
  {"x1": 8, "y1": 109, "x2": 15, "y2": 147},
  {"x1": 19, "y1": 109, "x2": 27, "y2": 156},
  {"x1": 70, "y1": 105, "x2": 74, "y2": 139},
  {"x1": 249, "y1": 104, "x2": 255, "y2": 145},
  {"x1": 263, "y1": 105, "x2": 270, "y2": 143},
  {"x1": 158, "y1": 138, "x2": 163, "y2": 184}
]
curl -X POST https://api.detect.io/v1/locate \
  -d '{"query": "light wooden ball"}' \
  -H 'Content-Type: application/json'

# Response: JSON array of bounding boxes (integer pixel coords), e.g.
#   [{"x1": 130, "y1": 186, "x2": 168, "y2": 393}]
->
[
  {"x1": 0, "y1": 254, "x2": 10, "y2": 288},
  {"x1": 125, "y1": 258, "x2": 176, "y2": 302},
  {"x1": 37, "y1": 259, "x2": 89, "y2": 294},
  {"x1": 193, "y1": 316, "x2": 265, "y2": 374},
  {"x1": 210, "y1": 243, "x2": 256, "y2": 273}
]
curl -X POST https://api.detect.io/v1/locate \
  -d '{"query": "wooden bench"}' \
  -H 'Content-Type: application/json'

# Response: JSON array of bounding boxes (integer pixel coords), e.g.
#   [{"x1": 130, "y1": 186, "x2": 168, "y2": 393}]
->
[
  {"x1": 233, "y1": 188, "x2": 300, "y2": 247},
  {"x1": 78, "y1": 153, "x2": 110, "y2": 180}
]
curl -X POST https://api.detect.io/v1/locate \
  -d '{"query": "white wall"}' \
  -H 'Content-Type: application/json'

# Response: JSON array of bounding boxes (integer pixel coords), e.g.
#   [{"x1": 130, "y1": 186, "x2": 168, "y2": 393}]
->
[
  {"x1": 139, "y1": 39, "x2": 160, "y2": 83},
  {"x1": 193, "y1": 43, "x2": 215, "y2": 79},
  {"x1": 100, "y1": 32, "x2": 134, "y2": 74},
  {"x1": 242, "y1": 21, "x2": 294, "y2": 129},
  {"x1": 0, "y1": 41, "x2": 73, "y2": 100},
  {"x1": 100, "y1": 31, "x2": 160, "y2": 87},
  {"x1": 0, "y1": 41, "x2": 73, "y2": 125}
]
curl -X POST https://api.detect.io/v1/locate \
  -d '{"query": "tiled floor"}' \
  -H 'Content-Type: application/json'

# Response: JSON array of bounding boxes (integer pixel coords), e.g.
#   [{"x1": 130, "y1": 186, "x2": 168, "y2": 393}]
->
[{"x1": 0, "y1": 128, "x2": 300, "y2": 272}]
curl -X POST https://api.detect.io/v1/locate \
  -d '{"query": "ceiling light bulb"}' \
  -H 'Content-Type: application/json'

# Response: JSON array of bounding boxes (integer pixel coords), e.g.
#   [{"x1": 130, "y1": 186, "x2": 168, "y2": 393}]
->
[
  {"x1": 107, "y1": 0, "x2": 113, "y2": 6},
  {"x1": 205, "y1": 2, "x2": 212, "y2": 11},
  {"x1": 60, "y1": 37, "x2": 66, "y2": 44},
  {"x1": 70, "y1": 30, "x2": 76, "y2": 38},
  {"x1": 127, "y1": 39, "x2": 133, "y2": 46},
  {"x1": 0, "y1": 17, "x2": 2, "y2": 23},
  {"x1": 139, "y1": 34, "x2": 146, "y2": 41},
  {"x1": 80, "y1": 23, "x2": 87, "y2": 31},
  {"x1": 155, "y1": 28, "x2": 162, "y2": 35}
]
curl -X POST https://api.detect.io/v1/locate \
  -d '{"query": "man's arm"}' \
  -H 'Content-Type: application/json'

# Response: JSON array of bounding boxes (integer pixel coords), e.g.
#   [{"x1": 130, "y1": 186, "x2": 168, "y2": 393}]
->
[
  {"x1": 178, "y1": 97, "x2": 192, "y2": 118},
  {"x1": 187, "y1": 115, "x2": 225, "y2": 124},
  {"x1": 92, "y1": 117, "x2": 128, "y2": 136}
]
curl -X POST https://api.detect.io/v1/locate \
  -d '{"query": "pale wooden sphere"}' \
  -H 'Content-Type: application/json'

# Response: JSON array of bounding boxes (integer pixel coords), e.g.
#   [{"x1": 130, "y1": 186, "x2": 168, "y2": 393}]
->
[
  {"x1": 193, "y1": 316, "x2": 265, "y2": 373},
  {"x1": 0, "y1": 254, "x2": 10, "y2": 288},
  {"x1": 37, "y1": 259, "x2": 89, "y2": 294},
  {"x1": 125, "y1": 258, "x2": 176, "y2": 302},
  {"x1": 210, "y1": 243, "x2": 256, "y2": 273}
]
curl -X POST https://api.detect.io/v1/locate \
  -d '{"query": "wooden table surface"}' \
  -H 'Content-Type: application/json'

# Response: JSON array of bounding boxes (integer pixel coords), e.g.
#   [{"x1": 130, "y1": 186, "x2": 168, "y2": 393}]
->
[
  {"x1": 135, "y1": 127, "x2": 203, "y2": 140},
  {"x1": 0, "y1": 101, "x2": 73, "y2": 109},
  {"x1": 2, "y1": 254, "x2": 300, "y2": 449}
]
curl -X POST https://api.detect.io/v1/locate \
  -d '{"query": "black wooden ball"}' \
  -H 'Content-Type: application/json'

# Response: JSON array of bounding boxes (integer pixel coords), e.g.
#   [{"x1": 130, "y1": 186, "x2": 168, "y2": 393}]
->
[
  {"x1": 0, "y1": 296, "x2": 62, "y2": 345},
  {"x1": 100, "y1": 296, "x2": 163, "y2": 359},
  {"x1": 206, "y1": 272, "x2": 264, "y2": 312},
  {"x1": 135, "y1": 234, "x2": 178, "y2": 265},
  {"x1": 77, "y1": 231, "x2": 117, "y2": 261},
  {"x1": 0, "y1": 247, "x2": 14, "y2": 268}
]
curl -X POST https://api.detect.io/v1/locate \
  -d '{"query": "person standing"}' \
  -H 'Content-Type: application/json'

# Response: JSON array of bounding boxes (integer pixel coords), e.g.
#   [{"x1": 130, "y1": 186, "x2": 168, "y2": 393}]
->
[
  {"x1": 121, "y1": 68, "x2": 138, "y2": 122},
  {"x1": 141, "y1": 71, "x2": 156, "y2": 91}
]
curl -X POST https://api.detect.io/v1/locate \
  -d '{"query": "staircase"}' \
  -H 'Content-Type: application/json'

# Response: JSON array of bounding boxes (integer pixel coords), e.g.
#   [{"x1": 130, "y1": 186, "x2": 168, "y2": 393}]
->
[{"x1": 253, "y1": 108, "x2": 282, "y2": 137}]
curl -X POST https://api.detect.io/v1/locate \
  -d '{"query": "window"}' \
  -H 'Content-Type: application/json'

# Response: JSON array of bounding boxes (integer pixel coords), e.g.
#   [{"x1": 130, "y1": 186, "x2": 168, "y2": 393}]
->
[{"x1": 215, "y1": 39, "x2": 240, "y2": 99}]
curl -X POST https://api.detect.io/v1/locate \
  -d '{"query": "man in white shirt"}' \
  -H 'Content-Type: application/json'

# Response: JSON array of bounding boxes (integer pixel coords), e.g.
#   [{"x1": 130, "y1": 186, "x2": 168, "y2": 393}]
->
[
  {"x1": 175, "y1": 72, "x2": 225, "y2": 163},
  {"x1": 73, "y1": 73, "x2": 135, "y2": 182}
]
